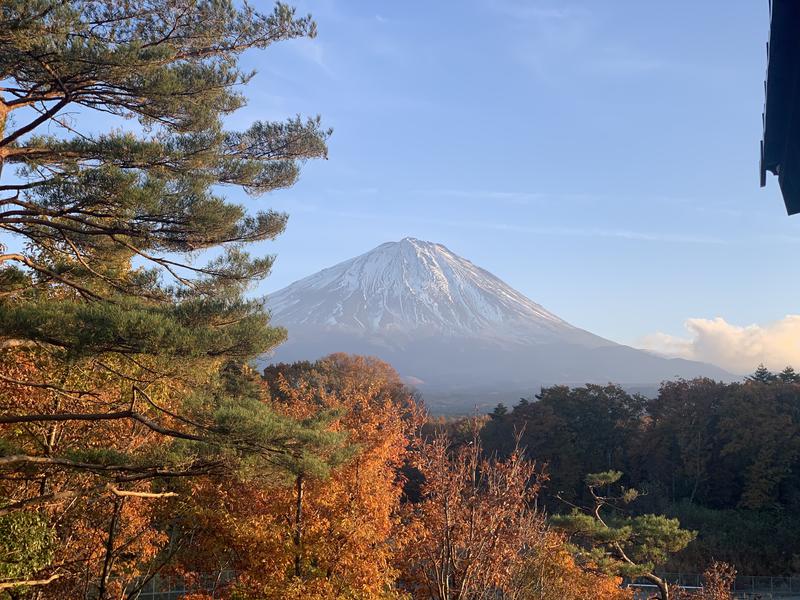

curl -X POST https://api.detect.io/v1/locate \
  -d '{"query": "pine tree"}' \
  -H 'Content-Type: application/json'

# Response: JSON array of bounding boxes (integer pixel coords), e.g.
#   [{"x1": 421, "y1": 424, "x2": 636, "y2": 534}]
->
[
  {"x1": 779, "y1": 366, "x2": 800, "y2": 383},
  {"x1": 0, "y1": 2, "x2": 333, "y2": 596},
  {"x1": 747, "y1": 364, "x2": 777, "y2": 384},
  {"x1": 490, "y1": 403, "x2": 508, "y2": 419},
  {"x1": 550, "y1": 471, "x2": 696, "y2": 600}
]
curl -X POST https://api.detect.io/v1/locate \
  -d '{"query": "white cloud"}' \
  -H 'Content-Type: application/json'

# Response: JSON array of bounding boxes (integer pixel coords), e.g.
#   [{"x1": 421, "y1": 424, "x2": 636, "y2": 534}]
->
[
  {"x1": 288, "y1": 39, "x2": 336, "y2": 78},
  {"x1": 639, "y1": 316, "x2": 800, "y2": 375}
]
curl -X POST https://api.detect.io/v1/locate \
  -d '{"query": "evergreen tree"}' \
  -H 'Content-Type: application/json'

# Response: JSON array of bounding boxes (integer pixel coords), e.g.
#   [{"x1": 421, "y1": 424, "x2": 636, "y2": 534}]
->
[
  {"x1": 0, "y1": 1, "x2": 334, "y2": 596},
  {"x1": 482, "y1": 384, "x2": 645, "y2": 505},
  {"x1": 747, "y1": 364, "x2": 777, "y2": 384},
  {"x1": 490, "y1": 403, "x2": 508, "y2": 419},
  {"x1": 550, "y1": 471, "x2": 696, "y2": 600},
  {"x1": 779, "y1": 366, "x2": 800, "y2": 383}
]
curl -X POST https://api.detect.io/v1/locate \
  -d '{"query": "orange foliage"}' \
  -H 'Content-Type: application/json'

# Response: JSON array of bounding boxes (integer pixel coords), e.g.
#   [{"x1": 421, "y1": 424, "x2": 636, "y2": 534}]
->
[
  {"x1": 396, "y1": 427, "x2": 631, "y2": 600},
  {"x1": 180, "y1": 354, "x2": 420, "y2": 599},
  {"x1": 0, "y1": 350, "x2": 174, "y2": 597},
  {"x1": 0, "y1": 351, "x2": 640, "y2": 599},
  {"x1": 397, "y1": 428, "x2": 545, "y2": 600},
  {"x1": 517, "y1": 532, "x2": 632, "y2": 600}
]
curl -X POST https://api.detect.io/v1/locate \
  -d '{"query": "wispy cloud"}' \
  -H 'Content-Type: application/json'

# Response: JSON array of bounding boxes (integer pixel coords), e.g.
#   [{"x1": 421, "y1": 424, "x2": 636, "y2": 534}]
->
[
  {"x1": 588, "y1": 54, "x2": 667, "y2": 75},
  {"x1": 760, "y1": 234, "x2": 800, "y2": 244},
  {"x1": 411, "y1": 188, "x2": 547, "y2": 205},
  {"x1": 325, "y1": 187, "x2": 380, "y2": 196},
  {"x1": 475, "y1": 222, "x2": 727, "y2": 245},
  {"x1": 299, "y1": 205, "x2": 727, "y2": 245},
  {"x1": 488, "y1": 0, "x2": 587, "y2": 22},
  {"x1": 414, "y1": 189, "x2": 715, "y2": 208},
  {"x1": 488, "y1": 0, "x2": 669, "y2": 79},
  {"x1": 639, "y1": 316, "x2": 800, "y2": 374},
  {"x1": 288, "y1": 38, "x2": 336, "y2": 79}
]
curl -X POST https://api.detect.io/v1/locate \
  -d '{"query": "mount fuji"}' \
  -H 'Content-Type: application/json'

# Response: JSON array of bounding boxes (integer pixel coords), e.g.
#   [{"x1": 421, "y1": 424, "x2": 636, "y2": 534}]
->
[{"x1": 264, "y1": 238, "x2": 732, "y2": 411}]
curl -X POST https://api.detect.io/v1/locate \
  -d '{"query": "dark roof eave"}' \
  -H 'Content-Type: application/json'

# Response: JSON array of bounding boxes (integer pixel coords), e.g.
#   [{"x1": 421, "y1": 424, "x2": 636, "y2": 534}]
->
[{"x1": 761, "y1": 0, "x2": 800, "y2": 215}]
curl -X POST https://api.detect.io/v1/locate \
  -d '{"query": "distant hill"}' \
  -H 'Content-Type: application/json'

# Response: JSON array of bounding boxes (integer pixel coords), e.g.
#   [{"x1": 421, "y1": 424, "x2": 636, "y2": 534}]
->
[{"x1": 263, "y1": 238, "x2": 734, "y2": 412}]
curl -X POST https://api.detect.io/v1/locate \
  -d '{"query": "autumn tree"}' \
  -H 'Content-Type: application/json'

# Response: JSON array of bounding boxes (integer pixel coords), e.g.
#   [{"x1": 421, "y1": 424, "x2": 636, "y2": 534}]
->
[
  {"x1": 513, "y1": 531, "x2": 632, "y2": 600},
  {"x1": 715, "y1": 381, "x2": 800, "y2": 509},
  {"x1": 697, "y1": 561, "x2": 736, "y2": 600},
  {"x1": 481, "y1": 377, "x2": 800, "y2": 573},
  {"x1": 674, "y1": 562, "x2": 736, "y2": 600},
  {"x1": 550, "y1": 471, "x2": 696, "y2": 600},
  {"x1": 398, "y1": 426, "x2": 547, "y2": 600},
  {"x1": 174, "y1": 355, "x2": 419, "y2": 600},
  {"x1": 0, "y1": 1, "x2": 331, "y2": 596}
]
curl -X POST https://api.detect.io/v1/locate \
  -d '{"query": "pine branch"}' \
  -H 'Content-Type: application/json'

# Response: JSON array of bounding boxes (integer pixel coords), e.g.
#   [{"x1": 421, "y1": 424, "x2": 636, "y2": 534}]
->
[
  {"x1": 0, "y1": 410, "x2": 206, "y2": 442},
  {"x1": 0, "y1": 96, "x2": 71, "y2": 149}
]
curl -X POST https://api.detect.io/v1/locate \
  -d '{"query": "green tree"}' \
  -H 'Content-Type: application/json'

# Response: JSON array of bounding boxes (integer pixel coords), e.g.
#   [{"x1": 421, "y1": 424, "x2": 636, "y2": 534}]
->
[
  {"x1": 779, "y1": 366, "x2": 800, "y2": 383},
  {"x1": 643, "y1": 379, "x2": 728, "y2": 506},
  {"x1": 717, "y1": 382, "x2": 800, "y2": 509},
  {"x1": 0, "y1": 1, "x2": 334, "y2": 596},
  {"x1": 483, "y1": 385, "x2": 645, "y2": 504},
  {"x1": 0, "y1": 511, "x2": 56, "y2": 594},
  {"x1": 490, "y1": 403, "x2": 508, "y2": 419},
  {"x1": 550, "y1": 471, "x2": 696, "y2": 600},
  {"x1": 747, "y1": 364, "x2": 777, "y2": 384}
]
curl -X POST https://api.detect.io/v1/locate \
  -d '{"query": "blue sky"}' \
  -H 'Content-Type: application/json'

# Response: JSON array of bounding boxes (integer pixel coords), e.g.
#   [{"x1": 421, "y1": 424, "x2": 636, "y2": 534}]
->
[
  {"x1": 4, "y1": 1, "x2": 795, "y2": 370},
  {"x1": 240, "y1": 0, "x2": 795, "y2": 357}
]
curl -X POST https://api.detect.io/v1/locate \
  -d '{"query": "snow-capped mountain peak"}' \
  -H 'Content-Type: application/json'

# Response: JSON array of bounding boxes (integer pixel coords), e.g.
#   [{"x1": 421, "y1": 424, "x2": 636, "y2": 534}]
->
[{"x1": 268, "y1": 238, "x2": 606, "y2": 346}]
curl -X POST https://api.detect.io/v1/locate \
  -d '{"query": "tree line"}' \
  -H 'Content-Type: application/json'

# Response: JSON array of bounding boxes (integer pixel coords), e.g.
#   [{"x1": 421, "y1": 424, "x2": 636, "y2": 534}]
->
[{"x1": 482, "y1": 366, "x2": 800, "y2": 575}]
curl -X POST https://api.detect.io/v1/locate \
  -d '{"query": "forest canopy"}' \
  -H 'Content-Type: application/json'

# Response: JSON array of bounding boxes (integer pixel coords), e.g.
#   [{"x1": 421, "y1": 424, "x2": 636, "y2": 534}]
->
[{"x1": 482, "y1": 367, "x2": 800, "y2": 575}]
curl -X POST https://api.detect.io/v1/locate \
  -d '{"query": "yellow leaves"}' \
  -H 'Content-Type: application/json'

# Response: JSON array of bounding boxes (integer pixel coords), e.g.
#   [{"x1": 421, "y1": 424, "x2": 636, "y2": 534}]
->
[
  {"x1": 2, "y1": 349, "x2": 634, "y2": 599},
  {"x1": 518, "y1": 532, "x2": 632, "y2": 600},
  {"x1": 0, "y1": 346, "x2": 208, "y2": 596},
  {"x1": 181, "y1": 355, "x2": 418, "y2": 600}
]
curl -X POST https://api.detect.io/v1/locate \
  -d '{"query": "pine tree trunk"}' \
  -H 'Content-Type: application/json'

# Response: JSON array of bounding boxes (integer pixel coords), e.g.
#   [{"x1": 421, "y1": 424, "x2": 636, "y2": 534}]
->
[{"x1": 645, "y1": 573, "x2": 669, "y2": 600}]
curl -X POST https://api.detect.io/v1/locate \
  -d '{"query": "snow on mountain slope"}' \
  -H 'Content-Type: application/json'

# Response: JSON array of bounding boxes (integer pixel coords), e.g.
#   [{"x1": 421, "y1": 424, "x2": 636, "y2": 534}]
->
[{"x1": 268, "y1": 237, "x2": 609, "y2": 347}]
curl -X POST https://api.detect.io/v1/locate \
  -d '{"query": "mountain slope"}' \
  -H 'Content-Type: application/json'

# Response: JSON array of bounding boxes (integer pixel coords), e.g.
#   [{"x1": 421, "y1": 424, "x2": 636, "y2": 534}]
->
[
  {"x1": 269, "y1": 237, "x2": 608, "y2": 347},
  {"x1": 264, "y1": 238, "x2": 733, "y2": 411}
]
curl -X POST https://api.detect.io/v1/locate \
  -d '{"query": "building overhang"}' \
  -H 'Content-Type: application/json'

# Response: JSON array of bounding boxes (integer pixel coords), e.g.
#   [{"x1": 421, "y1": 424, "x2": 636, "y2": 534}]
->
[{"x1": 761, "y1": 0, "x2": 800, "y2": 215}]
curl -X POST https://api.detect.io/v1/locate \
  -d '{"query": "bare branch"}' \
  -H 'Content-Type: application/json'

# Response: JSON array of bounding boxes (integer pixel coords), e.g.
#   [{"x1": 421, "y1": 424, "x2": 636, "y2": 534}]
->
[
  {"x1": 0, "y1": 573, "x2": 61, "y2": 591},
  {"x1": 107, "y1": 486, "x2": 177, "y2": 499}
]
